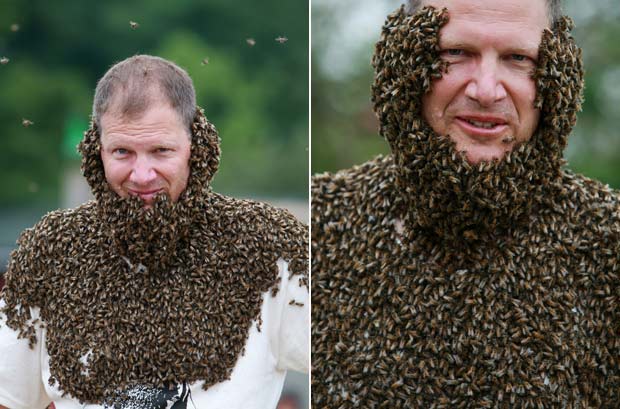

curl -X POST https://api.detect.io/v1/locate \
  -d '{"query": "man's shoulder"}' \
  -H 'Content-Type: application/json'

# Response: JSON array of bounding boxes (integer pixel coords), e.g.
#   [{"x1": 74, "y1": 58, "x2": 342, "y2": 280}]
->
[
  {"x1": 312, "y1": 155, "x2": 398, "y2": 221},
  {"x1": 553, "y1": 170, "x2": 620, "y2": 230},
  {"x1": 206, "y1": 193, "x2": 308, "y2": 276},
  {"x1": 206, "y1": 193, "x2": 306, "y2": 234},
  {"x1": 312, "y1": 155, "x2": 395, "y2": 192},
  {"x1": 17, "y1": 200, "x2": 99, "y2": 246},
  {"x1": 560, "y1": 170, "x2": 620, "y2": 210}
]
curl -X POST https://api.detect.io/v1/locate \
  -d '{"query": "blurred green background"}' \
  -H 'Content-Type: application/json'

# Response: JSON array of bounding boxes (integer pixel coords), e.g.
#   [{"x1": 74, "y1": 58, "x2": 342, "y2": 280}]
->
[
  {"x1": 0, "y1": 0, "x2": 308, "y2": 205},
  {"x1": 0, "y1": 0, "x2": 308, "y2": 252},
  {"x1": 312, "y1": 0, "x2": 620, "y2": 180}
]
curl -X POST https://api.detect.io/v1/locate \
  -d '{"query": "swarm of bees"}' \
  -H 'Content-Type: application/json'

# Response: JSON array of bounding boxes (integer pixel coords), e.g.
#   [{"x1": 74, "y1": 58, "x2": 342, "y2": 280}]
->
[
  {"x1": 1, "y1": 108, "x2": 308, "y2": 403},
  {"x1": 312, "y1": 5, "x2": 617, "y2": 408}
]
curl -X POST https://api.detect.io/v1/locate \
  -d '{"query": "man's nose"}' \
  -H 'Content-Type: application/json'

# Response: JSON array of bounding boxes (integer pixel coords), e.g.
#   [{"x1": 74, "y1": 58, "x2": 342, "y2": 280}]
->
[
  {"x1": 129, "y1": 156, "x2": 157, "y2": 185},
  {"x1": 464, "y1": 58, "x2": 507, "y2": 107}
]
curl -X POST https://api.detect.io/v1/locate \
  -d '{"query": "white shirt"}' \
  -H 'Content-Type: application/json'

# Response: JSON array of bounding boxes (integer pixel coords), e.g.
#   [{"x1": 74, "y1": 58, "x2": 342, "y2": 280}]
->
[{"x1": 0, "y1": 259, "x2": 308, "y2": 409}]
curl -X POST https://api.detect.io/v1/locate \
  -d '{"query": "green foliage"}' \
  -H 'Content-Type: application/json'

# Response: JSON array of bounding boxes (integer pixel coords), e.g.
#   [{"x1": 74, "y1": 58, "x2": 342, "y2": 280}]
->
[
  {"x1": 0, "y1": 60, "x2": 91, "y2": 203},
  {"x1": 0, "y1": 0, "x2": 308, "y2": 208}
]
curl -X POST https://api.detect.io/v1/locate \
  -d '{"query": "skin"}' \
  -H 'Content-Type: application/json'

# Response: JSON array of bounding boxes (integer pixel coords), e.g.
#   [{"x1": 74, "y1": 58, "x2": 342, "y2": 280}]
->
[
  {"x1": 99, "y1": 102, "x2": 192, "y2": 206},
  {"x1": 421, "y1": 0, "x2": 549, "y2": 164}
]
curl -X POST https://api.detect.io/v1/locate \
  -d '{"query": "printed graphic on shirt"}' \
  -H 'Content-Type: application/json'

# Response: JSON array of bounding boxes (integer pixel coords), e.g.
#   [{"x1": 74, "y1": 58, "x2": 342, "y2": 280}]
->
[{"x1": 102, "y1": 382, "x2": 190, "y2": 409}]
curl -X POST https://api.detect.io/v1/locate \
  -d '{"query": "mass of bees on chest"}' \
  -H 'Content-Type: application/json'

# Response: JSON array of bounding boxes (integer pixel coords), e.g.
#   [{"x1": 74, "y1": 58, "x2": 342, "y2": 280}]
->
[{"x1": 1, "y1": 110, "x2": 308, "y2": 404}]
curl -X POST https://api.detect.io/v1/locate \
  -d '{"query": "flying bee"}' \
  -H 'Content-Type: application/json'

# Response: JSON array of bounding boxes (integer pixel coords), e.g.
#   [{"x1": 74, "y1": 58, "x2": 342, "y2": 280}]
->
[
  {"x1": 275, "y1": 36, "x2": 288, "y2": 44},
  {"x1": 129, "y1": 21, "x2": 139, "y2": 30},
  {"x1": 201, "y1": 57, "x2": 209, "y2": 66},
  {"x1": 22, "y1": 118, "x2": 34, "y2": 127},
  {"x1": 10, "y1": 23, "x2": 19, "y2": 32},
  {"x1": 0, "y1": 57, "x2": 9, "y2": 65},
  {"x1": 246, "y1": 38, "x2": 256, "y2": 46}
]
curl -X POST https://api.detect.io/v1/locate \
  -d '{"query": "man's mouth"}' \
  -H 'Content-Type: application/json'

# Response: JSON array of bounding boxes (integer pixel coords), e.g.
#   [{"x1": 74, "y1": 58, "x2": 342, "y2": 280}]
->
[
  {"x1": 128, "y1": 189, "x2": 164, "y2": 202},
  {"x1": 455, "y1": 116, "x2": 508, "y2": 137},
  {"x1": 463, "y1": 119, "x2": 499, "y2": 129}
]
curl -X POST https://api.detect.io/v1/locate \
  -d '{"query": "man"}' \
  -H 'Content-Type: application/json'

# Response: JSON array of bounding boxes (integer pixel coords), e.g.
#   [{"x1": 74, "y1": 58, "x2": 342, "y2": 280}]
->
[
  {"x1": 0, "y1": 55, "x2": 308, "y2": 409},
  {"x1": 312, "y1": 0, "x2": 619, "y2": 407}
]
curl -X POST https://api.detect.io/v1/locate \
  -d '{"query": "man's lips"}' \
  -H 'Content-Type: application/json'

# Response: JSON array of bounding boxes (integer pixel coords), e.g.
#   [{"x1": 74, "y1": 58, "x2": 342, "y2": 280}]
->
[
  {"x1": 455, "y1": 115, "x2": 509, "y2": 138},
  {"x1": 127, "y1": 188, "x2": 163, "y2": 201}
]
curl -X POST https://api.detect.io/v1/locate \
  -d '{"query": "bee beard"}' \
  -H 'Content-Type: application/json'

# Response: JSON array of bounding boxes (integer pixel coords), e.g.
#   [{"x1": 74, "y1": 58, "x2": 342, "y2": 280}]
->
[
  {"x1": 370, "y1": 6, "x2": 578, "y2": 253},
  {"x1": 97, "y1": 187, "x2": 193, "y2": 273},
  {"x1": 390, "y1": 122, "x2": 565, "y2": 250}
]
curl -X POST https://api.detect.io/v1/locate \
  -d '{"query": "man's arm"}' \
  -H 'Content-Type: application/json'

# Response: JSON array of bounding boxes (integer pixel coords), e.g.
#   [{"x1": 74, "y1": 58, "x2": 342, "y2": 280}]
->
[
  {"x1": 274, "y1": 260, "x2": 309, "y2": 373},
  {"x1": 0, "y1": 302, "x2": 52, "y2": 409}
]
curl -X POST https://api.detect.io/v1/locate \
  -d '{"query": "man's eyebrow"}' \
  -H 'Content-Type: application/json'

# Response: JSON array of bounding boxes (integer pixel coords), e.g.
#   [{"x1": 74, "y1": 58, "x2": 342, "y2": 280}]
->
[
  {"x1": 439, "y1": 41, "x2": 467, "y2": 48},
  {"x1": 506, "y1": 45, "x2": 540, "y2": 57},
  {"x1": 439, "y1": 40, "x2": 539, "y2": 55}
]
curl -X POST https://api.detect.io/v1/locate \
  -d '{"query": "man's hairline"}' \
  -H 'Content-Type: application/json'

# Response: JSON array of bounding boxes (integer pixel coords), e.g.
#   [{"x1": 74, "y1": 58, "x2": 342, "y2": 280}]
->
[
  {"x1": 407, "y1": 0, "x2": 557, "y2": 26},
  {"x1": 97, "y1": 95, "x2": 193, "y2": 141}
]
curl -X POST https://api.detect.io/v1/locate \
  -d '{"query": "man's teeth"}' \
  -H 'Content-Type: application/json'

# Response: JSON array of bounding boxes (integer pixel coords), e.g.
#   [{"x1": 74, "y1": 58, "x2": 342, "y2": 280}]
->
[{"x1": 466, "y1": 119, "x2": 498, "y2": 129}]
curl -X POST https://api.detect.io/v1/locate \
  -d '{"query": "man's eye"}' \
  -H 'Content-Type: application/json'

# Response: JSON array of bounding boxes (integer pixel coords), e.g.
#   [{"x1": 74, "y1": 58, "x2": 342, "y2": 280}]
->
[
  {"x1": 446, "y1": 49, "x2": 463, "y2": 56},
  {"x1": 156, "y1": 148, "x2": 170, "y2": 153},
  {"x1": 113, "y1": 148, "x2": 128, "y2": 155},
  {"x1": 511, "y1": 54, "x2": 527, "y2": 62}
]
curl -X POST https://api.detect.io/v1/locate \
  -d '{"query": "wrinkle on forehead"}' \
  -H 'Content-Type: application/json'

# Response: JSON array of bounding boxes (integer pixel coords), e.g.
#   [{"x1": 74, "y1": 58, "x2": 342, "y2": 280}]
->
[
  {"x1": 422, "y1": 0, "x2": 550, "y2": 28},
  {"x1": 424, "y1": 0, "x2": 549, "y2": 57},
  {"x1": 100, "y1": 104, "x2": 190, "y2": 145},
  {"x1": 103, "y1": 122, "x2": 180, "y2": 141}
]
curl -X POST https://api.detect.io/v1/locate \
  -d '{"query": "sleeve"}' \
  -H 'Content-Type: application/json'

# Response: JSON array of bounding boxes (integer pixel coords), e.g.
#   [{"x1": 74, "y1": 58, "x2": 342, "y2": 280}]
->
[
  {"x1": 0, "y1": 299, "x2": 52, "y2": 409},
  {"x1": 273, "y1": 260, "x2": 309, "y2": 373}
]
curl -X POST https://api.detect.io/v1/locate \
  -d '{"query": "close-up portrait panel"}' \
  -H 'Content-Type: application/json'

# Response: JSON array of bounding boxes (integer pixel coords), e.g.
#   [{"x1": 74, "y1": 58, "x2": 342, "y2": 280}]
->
[{"x1": 312, "y1": 0, "x2": 620, "y2": 407}]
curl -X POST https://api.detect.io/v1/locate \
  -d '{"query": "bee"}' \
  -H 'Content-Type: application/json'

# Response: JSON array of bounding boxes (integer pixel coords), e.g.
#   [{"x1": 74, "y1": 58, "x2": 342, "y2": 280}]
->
[
  {"x1": 10, "y1": 23, "x2": 19, "y2": 32},
  {"x1": 129, "y1": 21, "x2": 139, "y2": 30},
  {"x1": 275, "y1": 36, "x2": 288, "y2": 44},
  {"x1": 246, "y1": 38, "x2": 256, "y2": 46},
  {"x1": 201, "y1": 57, "x2": 209, "y2": 66},
  {"x1": 22, "y1": 118, "x2": 34, "y2": 127},
  {"x1": 0, "y1": 56, "x2": 9, "y2": 65},
  {"x1": 27, "y1": 182, "x2": 39, "y2": 193}
]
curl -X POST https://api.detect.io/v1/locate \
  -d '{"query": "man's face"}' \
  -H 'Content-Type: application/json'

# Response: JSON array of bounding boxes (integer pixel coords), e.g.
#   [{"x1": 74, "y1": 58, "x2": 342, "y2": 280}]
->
[
  {"x1": 100, "y1": 103, "x2": 191, "y2": 206},
  {"x1": 421, "y1": 0, "x2": 549, "y2": 164}
]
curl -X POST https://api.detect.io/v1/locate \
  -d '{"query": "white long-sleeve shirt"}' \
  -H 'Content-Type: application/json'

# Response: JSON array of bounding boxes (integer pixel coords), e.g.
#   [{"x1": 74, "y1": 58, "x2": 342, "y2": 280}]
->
[{"x1": 0, "y1": 259, "x2": 308, "y2": 409}]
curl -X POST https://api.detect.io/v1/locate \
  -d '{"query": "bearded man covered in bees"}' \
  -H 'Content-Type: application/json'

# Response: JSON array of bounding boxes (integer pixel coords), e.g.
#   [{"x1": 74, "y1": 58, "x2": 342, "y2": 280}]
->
[
  {"x1": 311, "y1": 0, "x2": 620, "y2": 407},
  {"x1": 0, "y1": 55, "x2": 308, "y2": 409}
]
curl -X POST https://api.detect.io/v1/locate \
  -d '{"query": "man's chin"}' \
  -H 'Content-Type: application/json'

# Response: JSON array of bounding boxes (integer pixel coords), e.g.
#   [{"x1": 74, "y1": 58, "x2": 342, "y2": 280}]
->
[
  {"x1": 455, "y1": 143, "x2": 514, "y2": 165},
  {"x1": 123, "y1": 190, "x2": 169, "y2": 207}
]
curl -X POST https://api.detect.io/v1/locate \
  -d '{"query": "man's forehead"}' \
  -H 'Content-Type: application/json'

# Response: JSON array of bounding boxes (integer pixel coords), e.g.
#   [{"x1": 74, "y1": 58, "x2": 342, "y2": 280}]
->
[
  {"x1": 100, "y1": 103, "x2": 190, "y2": 143},
  {"x1": 419, "y1": 0, "x2": 551, "y2": 28}
]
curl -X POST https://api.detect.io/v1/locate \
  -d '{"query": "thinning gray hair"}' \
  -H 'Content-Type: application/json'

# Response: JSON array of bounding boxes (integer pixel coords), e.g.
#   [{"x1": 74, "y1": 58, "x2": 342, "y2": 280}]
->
[
  {"x1": 92, "y1": 55, "x2": 196, "y2": 134},
  {"x1": 406, "y1": 0, "x2": 562, "y2": 25}
]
